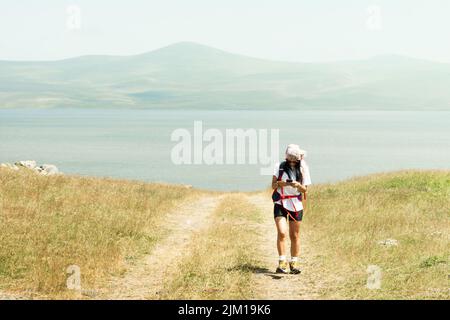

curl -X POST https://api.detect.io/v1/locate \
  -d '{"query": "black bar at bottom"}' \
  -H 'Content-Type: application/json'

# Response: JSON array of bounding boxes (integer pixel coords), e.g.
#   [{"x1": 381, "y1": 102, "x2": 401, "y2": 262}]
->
[{"x1": 0, "y1": 300, "x2": 445, "y2": 318}]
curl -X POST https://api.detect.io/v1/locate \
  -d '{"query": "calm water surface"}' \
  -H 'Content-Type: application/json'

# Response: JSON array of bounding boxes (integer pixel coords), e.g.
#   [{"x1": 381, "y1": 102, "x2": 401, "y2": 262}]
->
[{"x1": 0, "y1": 109, "x2": 449, "y2": 191}]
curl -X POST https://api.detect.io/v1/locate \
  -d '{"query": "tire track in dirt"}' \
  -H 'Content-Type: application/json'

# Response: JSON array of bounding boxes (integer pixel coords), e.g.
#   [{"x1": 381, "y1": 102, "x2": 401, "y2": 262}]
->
[{"x1": 100, "y1": 195, "x2": 222, "y2": 300}]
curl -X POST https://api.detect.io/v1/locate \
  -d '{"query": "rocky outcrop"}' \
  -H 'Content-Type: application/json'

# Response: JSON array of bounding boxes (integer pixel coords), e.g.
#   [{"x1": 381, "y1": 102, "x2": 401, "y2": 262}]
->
[{"x1": 1, "y1": 160, "x2": 61, "y2": 176}]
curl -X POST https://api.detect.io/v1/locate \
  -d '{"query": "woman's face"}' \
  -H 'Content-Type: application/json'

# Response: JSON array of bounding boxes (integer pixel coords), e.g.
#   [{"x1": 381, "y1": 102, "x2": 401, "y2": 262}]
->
[{"x1": 286, "y1": 155, "x2": 298, "y2": 166}]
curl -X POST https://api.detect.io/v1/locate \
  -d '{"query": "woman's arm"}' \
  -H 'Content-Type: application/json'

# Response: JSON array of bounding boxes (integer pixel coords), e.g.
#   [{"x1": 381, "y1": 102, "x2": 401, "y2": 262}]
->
[{"x1": 272, "y1": 176, "x2": 279, "y2": 189}]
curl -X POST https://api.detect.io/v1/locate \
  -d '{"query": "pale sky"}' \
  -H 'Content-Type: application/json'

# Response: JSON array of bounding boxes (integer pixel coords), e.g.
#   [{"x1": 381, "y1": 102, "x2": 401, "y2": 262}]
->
[{"x1": 1, "y1": 0, "x2": 449, "y2": 62}]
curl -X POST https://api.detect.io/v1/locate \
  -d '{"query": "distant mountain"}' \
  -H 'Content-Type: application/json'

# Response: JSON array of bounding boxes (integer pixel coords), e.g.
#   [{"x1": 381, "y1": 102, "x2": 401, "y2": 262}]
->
[{"x1": 1, "y1": 42, "x2": 449, "y2": 110}]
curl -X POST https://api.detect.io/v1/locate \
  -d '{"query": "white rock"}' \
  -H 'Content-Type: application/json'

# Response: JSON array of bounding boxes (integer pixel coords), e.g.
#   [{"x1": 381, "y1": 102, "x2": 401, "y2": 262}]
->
[
  {"x1": 16, "y1": 160, "x2": 37, "y2": 169},
  {"x1": 41, "y1": 164, "x2": 59, "y2": 175},
  {"x1": 378, "y1": 239, "x2": 399, "y2": 247}
]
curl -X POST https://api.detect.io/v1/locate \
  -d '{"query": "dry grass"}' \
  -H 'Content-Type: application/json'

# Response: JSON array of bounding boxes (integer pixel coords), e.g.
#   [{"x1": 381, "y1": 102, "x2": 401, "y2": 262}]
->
[
  {"x1": 160, "y1": 194, "x2": 262, "y2": 299},
  {"x1": 0, "y1": 168, "x2": 196, "y2": 298},
  {"x1": 305, "y1": 170, "x2": 450, "y2": 299},
  {"x1": 1, "y1": 168, "x2": 448, "y2": 300}
]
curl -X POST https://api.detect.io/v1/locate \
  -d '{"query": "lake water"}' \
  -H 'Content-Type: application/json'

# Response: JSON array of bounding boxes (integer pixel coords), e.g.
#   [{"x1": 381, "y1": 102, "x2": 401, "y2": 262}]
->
[{"x1": 0, "y1": 109, "x2": 449, "y2": 191}]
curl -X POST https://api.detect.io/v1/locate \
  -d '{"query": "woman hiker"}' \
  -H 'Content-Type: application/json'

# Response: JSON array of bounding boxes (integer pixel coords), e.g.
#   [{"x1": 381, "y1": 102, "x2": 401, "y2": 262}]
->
[{"x1": 271, "y1": 144, "x2": 311, "y2": 274}]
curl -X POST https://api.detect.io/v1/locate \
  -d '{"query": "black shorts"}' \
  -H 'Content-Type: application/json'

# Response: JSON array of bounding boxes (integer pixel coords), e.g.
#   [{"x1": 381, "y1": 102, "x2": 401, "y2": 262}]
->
[{"x1": 274, "y1": 203, "x2": 303, "y2": 222}]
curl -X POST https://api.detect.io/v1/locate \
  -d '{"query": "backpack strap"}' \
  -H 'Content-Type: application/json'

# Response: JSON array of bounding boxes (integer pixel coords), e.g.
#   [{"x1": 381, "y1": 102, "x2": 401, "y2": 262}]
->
[
  {"x1": 277, "y1": 162, "x2": 285, "y2": 181},
  {"x1": 298, "y1": 159, "x2": 303, "y2": 184},
  {"x1": 278, "y1": 162, "x2": 288, "y2": 204}
]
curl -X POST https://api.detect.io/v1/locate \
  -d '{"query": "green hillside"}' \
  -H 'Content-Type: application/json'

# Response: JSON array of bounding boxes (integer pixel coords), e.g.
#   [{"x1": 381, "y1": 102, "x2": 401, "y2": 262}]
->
[{"x1": 1, "y1": 42, "x2": 450, "y2": 110}]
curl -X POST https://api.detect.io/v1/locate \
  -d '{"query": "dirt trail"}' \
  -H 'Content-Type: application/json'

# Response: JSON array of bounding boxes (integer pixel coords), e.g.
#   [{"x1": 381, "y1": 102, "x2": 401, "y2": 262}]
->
[
  {"x1": 0, "y1": 291, "x2": 29, "y2": 300},
  {"x1": 1, "y1": 193, "x2": 329, "y2": 300},
  {"x1": 100, "y1": 195, "x2": 222, "y2": 300},
  {"x1": 247, "y1": 194, "x2": 327, "y2": 299}
]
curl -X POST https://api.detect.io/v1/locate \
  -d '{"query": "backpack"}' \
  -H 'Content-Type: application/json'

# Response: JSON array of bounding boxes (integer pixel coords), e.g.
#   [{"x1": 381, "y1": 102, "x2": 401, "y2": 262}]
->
[{"x1": 271, "y1": 161, "x2": 303, "y2": 202}]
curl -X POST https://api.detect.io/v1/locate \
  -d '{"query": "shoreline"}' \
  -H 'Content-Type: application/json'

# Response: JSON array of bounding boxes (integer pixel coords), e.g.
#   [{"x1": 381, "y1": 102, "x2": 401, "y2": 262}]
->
[{"x1": 1, "y1": 165, "x2": 449, "y2": 192}]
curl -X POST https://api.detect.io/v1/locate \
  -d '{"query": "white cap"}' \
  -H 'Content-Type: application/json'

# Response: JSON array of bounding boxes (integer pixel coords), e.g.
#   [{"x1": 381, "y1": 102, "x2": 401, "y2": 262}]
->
[{"x1": 285, "y1": 144, "x2": 307, "y2": 160}]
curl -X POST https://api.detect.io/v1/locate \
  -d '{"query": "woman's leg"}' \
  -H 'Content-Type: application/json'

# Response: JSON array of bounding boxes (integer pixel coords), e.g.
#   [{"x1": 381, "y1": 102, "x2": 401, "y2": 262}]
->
[
  {"x1": 274, "y1": 216, "x2": 288, "y2": 256},
  {"x1": 289, "y1": 220, "x2": 301, "y2": 257}
]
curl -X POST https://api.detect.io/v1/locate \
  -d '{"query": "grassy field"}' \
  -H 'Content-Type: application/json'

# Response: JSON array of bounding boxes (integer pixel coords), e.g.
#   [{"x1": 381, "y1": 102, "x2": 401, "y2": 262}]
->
[
  {"x1": 305, "y1": 170, "x2": 450, "y2": 299},
  {"x1": 0, "y1": 168, "x2": 197, "y2": 297},
  {"x1": 0, "y1": 168, "x2": 448, "y2": 299}
]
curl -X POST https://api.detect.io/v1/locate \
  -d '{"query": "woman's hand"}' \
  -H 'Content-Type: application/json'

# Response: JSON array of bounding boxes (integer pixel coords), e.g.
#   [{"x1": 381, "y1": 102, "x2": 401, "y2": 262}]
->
[
  {"x1": 291, "y1": 181, "x2": 307, "y2": 193},
  {"x1": 276, "y1": 181, "x2": 291, "y2": 187},
  {"x1": 290, "y1": 181, "x2": 300, "y2": 188},
  {"x1": 272, "y1": 176, "x2": 307, "y2": 192}
]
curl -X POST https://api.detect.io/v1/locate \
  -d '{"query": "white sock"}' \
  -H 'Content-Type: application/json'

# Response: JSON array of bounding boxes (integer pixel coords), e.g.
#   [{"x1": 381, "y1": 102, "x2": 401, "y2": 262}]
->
[
  {"x1": 291, "y1": 257, "x2": 298, "y2": 262},
  {"x1": 279, "y1": 255, "x2": 287, "y2": 261}
]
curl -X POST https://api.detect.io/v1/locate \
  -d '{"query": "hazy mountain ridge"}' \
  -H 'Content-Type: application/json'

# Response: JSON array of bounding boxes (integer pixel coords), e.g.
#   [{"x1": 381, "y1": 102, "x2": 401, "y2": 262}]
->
[{"x1": 1, "y1": 42, "x2": 449, "y2": 109}]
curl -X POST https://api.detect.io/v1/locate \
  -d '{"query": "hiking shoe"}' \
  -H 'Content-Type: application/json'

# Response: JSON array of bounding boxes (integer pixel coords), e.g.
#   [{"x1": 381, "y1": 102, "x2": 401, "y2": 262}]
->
[
  {"x1": 289, "y1": 261, "x2": 301, "y2": 274},
  {"x1": 276, "y1": 260, "x2": 289, "y2": 274}
]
